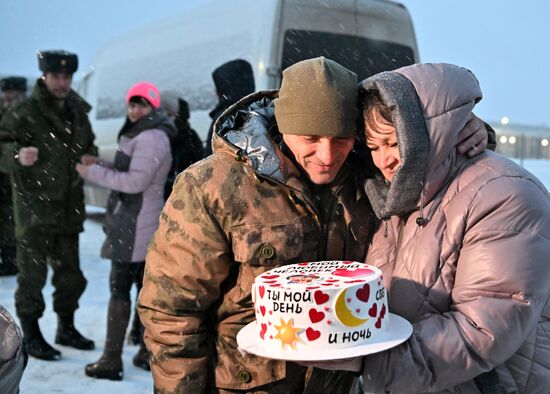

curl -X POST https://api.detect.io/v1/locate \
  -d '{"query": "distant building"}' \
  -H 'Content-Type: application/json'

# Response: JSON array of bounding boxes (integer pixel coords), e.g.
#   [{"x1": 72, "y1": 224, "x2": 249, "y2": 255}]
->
[{"x1": 489, "y1": 121, "x2": 550, "y2": 160}]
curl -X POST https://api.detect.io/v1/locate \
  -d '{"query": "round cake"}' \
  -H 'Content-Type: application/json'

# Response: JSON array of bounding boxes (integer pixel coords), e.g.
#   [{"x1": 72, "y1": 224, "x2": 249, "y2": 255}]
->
[{"x1": 251, "y1": 260, "x2": 388, "y2": 351}]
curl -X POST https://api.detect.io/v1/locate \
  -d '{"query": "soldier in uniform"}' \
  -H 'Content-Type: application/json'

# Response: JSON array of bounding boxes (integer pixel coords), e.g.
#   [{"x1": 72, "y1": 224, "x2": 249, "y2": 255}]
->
[
  {"x1": 0, "y1": 50, "x2": 97, "y2": 360},
  {"x1": 0, "y1": 76, "x2": 27, "y2": 276},
  {"x1": 137, "y1": 57, "x2": 489, "y2": 393}
]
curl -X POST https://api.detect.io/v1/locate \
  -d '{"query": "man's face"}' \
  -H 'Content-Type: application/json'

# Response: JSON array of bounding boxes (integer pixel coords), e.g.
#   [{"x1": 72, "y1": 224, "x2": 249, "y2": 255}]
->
[
  {"x1": 282, "y1": 134, "x2": 355, "y2": 185},
  {"x1": 1, "y1": 90, "x2": 22, "y2": 107},
  {"x1": 42, "y1": 72, "x2": 72, "y2": 100}
]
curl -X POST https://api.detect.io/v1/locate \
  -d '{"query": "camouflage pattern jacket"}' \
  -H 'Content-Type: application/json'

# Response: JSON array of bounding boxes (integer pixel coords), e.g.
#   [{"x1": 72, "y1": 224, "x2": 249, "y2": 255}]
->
[
  {"x1": 138, "y1": 91, "x2": 378, "y2": 393},
  {"x1": 0, "y1": 79, "x2": 97, "y2": 237}
]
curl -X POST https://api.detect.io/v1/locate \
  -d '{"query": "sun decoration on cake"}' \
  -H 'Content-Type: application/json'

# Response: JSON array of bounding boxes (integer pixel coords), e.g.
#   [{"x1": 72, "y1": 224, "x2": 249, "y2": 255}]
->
[{"x1": 274, "y1": 318, "x2": 302, "y2": 349}]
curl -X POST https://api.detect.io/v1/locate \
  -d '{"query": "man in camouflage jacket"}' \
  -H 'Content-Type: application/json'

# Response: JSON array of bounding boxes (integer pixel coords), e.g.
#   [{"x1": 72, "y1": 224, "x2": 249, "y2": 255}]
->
[
  {"x1": 0, "y1": 50, "x2": 97, "y2": 360},
  {"x1": 138, "y1": 58, "x2": 378, "y2": 393}
]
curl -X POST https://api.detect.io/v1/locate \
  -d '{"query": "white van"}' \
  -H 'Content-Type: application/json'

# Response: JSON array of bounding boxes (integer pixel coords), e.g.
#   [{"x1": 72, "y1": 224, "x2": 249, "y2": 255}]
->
[{"x1": 79, "y1": 0, "x2": 419, "y2": 207}]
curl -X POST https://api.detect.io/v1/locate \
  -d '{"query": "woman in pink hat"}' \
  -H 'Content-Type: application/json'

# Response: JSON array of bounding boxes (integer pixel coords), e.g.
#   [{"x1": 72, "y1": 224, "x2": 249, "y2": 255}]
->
[{"x1": 76, "y1": 81, "x2": 176, "y2": 380}]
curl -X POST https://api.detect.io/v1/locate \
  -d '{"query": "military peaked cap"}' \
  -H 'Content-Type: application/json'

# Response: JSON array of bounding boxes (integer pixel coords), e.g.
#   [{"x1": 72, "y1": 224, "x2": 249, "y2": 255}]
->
[
  {"x1": 37, "y1": 50, "x2": 78, "y2": 74},
  {"x1": 0, "y1": 76, "x2": 27, "y2": 92}
]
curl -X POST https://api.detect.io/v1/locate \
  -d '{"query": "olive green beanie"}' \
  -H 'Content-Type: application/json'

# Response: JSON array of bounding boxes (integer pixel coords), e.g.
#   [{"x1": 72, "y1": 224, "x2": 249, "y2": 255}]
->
[{"x1": 274, "y1": 57, "x2": 358, "y2": 137}]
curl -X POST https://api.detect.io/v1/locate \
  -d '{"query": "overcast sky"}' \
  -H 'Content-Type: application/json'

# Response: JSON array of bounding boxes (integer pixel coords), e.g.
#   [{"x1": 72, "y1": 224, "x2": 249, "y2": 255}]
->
[{"x1": 1, "y1": 0, "x2": 548, "y2": 126}]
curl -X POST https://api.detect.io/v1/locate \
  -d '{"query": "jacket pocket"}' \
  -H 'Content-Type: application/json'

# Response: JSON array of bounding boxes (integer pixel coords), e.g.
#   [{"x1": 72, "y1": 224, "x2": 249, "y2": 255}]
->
[
  {"x1": 215, "y1": 348, "x2": 285, "y2": 390},
  {"x1": 232, "y1": 220, "x2": 305, "y2": 267}
]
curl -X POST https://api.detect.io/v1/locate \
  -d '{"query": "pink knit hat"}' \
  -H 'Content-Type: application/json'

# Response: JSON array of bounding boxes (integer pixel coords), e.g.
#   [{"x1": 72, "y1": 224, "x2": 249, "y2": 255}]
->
[{"x1": 126, "y1": 81, "x2": 160, "y2": 109}]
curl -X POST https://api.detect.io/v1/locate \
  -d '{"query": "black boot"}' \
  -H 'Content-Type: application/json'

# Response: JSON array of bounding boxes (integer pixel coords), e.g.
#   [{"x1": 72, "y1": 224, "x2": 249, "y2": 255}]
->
[
  {"x1": 133, "y1": 326, "x2": 150, "y2": 371},
  {"x1": 56, "y1": 313, "x2": 95, "y2": 350},
  {"x1": 20, "y1": 317, "x2": 61, "y2": 361},
  {"x1": 85, "y1": 298, "x2": 131, "y2": 381},
  {"x1": 127, "y1": 308, "x2": 141, "y2": 345},
  {"x1": 85, "y1": 351, "x2": 124, "y2": 381}
]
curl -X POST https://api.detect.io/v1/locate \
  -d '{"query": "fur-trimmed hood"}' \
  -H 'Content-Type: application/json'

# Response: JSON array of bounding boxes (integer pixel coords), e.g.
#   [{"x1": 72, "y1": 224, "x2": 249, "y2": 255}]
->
[{"x1": 359, "y1": 63, "x2": 482, "y2": 220}]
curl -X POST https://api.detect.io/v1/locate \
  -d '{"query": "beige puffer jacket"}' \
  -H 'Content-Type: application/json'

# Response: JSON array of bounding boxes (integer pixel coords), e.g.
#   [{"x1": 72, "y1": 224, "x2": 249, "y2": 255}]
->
[
  {"x1": 138, "y1": 91, "x2": 377, "y2": 393},
  {"x1": 360, "y1": 63, "x2": 550, "y2": 393}
]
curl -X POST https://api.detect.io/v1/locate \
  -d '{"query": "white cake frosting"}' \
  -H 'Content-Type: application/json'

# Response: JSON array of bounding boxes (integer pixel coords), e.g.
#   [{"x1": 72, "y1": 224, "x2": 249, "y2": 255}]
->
[{"x1": 251, "y1": 261, "x2": 388, "y2": 351}]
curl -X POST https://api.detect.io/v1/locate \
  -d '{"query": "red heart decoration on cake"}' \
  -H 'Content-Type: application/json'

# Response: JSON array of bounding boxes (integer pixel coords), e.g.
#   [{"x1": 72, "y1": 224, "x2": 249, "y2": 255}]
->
[
  {"x1": 346, "y1": 298, "x2": 351, "y2": 303},
  {"x1": 327, "y1": 320, "x2": 332, "y2": 325},
  {"x1": 263, "y1": 280, "x2": 277, "y2": 284},
  {"x1": 309, "y1": 308, "x2": 325, "y2": 323},
  {"x1": 356, "y1": 308, "x2": 361, "y2": 313},
  {"x1": 380, "y1": 304, "x2": 386, "y2": 319},
  {"x1": 298, "y1": 262, "x2": 309, "y2": 266},
  {"x1": 269, "y1": 284, "x2": 280, "y2": 287},
  {"x1": 260, "y1": 323, "x2": 267, "y2": 339},
  {"x1": 258, "y1": 286, "x2": 265, "y2": 299},
  {"x1": 262, "y1": 275, "x2": 279, "y2": 280},
  {"x1": 322, "y1": 283, "x2": 333, "y2": 286},
  {"x1": 325, "y1": 279, "x2": 339, "y2": 283},
  {"x1": 368, "y1": 303, "x2": 377, "y2": 317},
  {"x1": 260, "y1": 305, "x2": 266, "y2": 316},
  {"x1": 324, "y1": 307, "x2": 330, "y2": 312},
  {"x1": 342, "y1": 261, "x2": 354, "y2": 264},
  {"x1": 306, "y1": 328, "x2": 321, "y2": 341},
  {"x1": 269, "y1": 310, "x2": 273, "y2": 315},
  {"x1": 306, "y1": 286, "x2": 319, "y2": 290},
  {"x1": 375, "y1": 316, "x2": 382, "y2": 329},
  {"x1": 333, "y1": 268, "x2": 374, "y2": 278},
  {"x1": 314, "y1": 290, "x2": 329, "y2": 305},
  {"x1": 356, "y1": 284, "x2": 370, "y2": 303},
  {"x1": 344, "y1": 280, "x2": 364, "y2": 284}
]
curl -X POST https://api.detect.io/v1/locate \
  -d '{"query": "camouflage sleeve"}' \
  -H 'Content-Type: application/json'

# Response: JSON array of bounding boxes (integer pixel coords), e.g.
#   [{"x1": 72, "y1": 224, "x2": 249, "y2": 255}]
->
[
  {"x1": 138, "y1": 169, "x2": 232, "y2": 394},
  {"x1": 0, "y1": 107, "x2": 27, "y2": 173}
]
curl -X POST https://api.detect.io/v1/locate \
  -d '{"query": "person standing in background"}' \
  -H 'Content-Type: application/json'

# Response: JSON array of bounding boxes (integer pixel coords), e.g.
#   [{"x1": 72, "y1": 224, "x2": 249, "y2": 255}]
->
[
  {"x1": 77, "y1": 81, "x2": 175, "y2": 380},
  {"x1": 0, "y1": 77, "x2": 27, "y2": 277},
  {"x1": 203, "y1": 59, "x2": 255, "y2": 156},
  {"x1": 161, "y1": 93, "x2": 204, "y2": 199},
  {"x1": 0, "y1": 50, "x2": 97, "y2": 361}
]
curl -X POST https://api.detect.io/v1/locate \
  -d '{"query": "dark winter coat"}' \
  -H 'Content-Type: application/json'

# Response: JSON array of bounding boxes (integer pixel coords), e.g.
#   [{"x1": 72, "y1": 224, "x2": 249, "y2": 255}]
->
[
  {"x1": 0, "y1": 79, "x2": 97, "y2": 237},
  {"x1": 0, "y1": 304, "x2": 26, "y2": 394},
  {"x1": 361, "y1": 63, "x2": 550, "y2": 393},
  {"x1": 82, "y1": 110, "x2": 175, "y2": 262},
  {"x1": 139, "y1": 91, "x2": 377, "y2": 393},
  {"x1": 204, "y1": 59, "x2": 255, "y2": 156},
  {"x1": 164, "y1": 98, "x2": 204, "y2": 200}
]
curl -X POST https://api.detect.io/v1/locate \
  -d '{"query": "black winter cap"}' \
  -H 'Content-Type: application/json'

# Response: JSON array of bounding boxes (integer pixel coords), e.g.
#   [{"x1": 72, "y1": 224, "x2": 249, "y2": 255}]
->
[
  {"x1": 37, "y1": 50, "x2": 78, "y2": 74},
  {"x1": 212, "y1": 59, "x2": 255, "y2": 102},
  {"x1": 0, "y1": 76, "x2": 27, "y2": 92}
]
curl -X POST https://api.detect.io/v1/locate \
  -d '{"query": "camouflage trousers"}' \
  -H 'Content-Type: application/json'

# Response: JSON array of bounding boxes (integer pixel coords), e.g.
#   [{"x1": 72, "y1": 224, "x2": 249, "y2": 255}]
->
[{"x1": 15, "y1": 231, "x2": 87, "y2": 319}]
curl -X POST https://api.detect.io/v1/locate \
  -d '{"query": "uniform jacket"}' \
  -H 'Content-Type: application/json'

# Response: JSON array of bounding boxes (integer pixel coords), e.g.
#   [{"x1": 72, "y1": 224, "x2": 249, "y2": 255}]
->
[
  {"x1": 138, "y1": 91, "x2": 377, "y2": 393},
  {"x1": 0, "y1": 304, "x2": 26, "y2": 394},
  {"x1": 360, "y1": 64, "x2": 550, "y2": 393},
  {"x1": 0, "y1": 79, "x2": 97, "y2": 237},
  {"x1": 82, "y1": 110, "x2": 175, "y2": 262}
]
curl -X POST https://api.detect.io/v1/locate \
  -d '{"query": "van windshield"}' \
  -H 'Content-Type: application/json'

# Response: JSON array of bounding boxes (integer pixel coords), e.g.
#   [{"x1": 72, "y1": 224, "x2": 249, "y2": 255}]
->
[{"x1": 281, "y1": 30, "x2": 415, "y2": 80}]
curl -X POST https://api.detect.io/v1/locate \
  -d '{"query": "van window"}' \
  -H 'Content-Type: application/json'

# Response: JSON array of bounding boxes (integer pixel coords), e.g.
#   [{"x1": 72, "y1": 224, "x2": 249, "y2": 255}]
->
[{"x1": 281, "y1": 30, "x2": 415, "y2": 80}]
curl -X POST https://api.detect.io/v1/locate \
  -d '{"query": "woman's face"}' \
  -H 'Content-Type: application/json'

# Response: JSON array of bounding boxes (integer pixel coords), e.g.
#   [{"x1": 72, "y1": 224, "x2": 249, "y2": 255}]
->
[
  {"x1": 127, "y1": 100, "x2": 153, "y2": 123},
  {"x1": 365, "y1": 109, "x2": 401, "y2": 182}
]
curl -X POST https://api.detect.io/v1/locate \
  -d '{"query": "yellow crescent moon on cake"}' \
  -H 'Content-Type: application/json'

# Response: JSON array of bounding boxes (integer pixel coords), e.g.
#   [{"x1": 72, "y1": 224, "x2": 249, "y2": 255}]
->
[{"x1": 335, "y1": 289, "x2": 369, "y2": 327}]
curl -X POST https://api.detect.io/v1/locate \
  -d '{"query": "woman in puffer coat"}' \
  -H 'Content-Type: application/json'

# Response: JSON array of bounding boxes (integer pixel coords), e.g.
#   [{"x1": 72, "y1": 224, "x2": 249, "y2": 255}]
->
[
  {"x1": 75, "y1": 82, "x2": 175, "y2": 380},
  {"x1": 312, "y1": 63, "x2": 550, "y2": 393},
  {"x1": 0, "y1": 304, "x2": 26, "y2": 394}
]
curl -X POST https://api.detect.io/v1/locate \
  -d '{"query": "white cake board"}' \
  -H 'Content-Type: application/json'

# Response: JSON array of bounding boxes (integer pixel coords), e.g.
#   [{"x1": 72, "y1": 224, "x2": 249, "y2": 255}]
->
[{"x1": 236, "y1": 313, "x2": 412, "y2": 361}]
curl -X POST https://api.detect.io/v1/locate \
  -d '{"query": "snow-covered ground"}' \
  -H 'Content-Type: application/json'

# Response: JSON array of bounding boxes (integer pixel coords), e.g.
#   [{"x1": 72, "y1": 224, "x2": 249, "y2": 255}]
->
[
  {"x1": 0, "y1": 159, "x2": 547, "y2": 393},
  {"x1": 0, "y1": 208, "x2": 153, "y2": 393}
]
